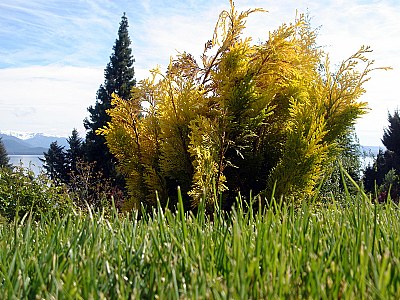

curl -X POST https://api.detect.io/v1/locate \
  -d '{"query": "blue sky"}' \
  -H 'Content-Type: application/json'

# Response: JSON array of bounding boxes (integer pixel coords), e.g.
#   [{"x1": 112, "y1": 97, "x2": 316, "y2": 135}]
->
[{"x1": 0, "y1": 0, "x2": 399, "y2": 146}]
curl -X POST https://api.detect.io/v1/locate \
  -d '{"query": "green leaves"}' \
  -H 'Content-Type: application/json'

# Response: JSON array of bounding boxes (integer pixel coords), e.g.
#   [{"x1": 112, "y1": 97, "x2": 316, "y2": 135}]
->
[{"x1": 0, "y1": 167, "x2": 72, "y2": 222}]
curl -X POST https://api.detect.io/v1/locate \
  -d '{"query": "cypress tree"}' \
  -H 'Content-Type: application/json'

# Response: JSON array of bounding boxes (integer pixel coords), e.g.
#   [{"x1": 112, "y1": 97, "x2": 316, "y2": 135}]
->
[
  {"x1": 100, "y1": 3, "x2": 383, "y2": 210},
  {"x1": 84, "y1": 13, "x2": 136, "y2": 184}
]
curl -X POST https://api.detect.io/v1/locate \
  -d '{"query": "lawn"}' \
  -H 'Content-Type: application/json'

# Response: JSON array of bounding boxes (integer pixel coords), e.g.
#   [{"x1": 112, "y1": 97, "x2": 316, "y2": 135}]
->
[{"x1": 1, "y1": 191, "x2": 400, "y2": 299}]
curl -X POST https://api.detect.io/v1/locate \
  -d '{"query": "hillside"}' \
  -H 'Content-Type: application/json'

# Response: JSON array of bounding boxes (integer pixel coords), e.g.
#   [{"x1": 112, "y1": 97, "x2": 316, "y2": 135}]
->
[{"x1": 0, "y1": 133, "x2": 68, "y2": 155}]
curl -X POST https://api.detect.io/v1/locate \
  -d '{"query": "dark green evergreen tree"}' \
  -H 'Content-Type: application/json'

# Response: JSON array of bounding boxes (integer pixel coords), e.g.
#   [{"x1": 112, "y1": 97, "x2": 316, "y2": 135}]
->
[
  {"x1": 84, "y1": 13, "x2": 136, "y2": 184},
  {"x1": 41, "y1": 142, "x2": 69, "y2": 183},
  {"x1": 0, "y1": 138, "x2": 10, "y2": 168},
  {"x1": 363, "y1": 163, "x2": 377, "y2": 193},
  {"x1": 66, "y1": 129, "x2": 85, "y2": 173},
  {"x1": 364, "y1": 110, "x2": 400, "y2": 200},
  {"x1": 381, "y1": 110, "x2": 400, "y2": 173},
  {"x1": 382, "y1": 110, "x2": 400, "y2": 156}
]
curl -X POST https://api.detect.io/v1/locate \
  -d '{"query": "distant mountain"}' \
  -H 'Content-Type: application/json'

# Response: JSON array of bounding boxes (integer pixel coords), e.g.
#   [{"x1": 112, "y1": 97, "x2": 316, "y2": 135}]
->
[
  {"x1": 2, "y1": 139, "x2": 48, "y2": 155},
  {"x1": 0, "y1": 132, "x2": 69, "y2": 155},
  {"x1": 25, "y1": 134, "x2": 68, "y2": 149},
  {"x1": 0, "y1": 130, "x2": 38, "y2": 140}
]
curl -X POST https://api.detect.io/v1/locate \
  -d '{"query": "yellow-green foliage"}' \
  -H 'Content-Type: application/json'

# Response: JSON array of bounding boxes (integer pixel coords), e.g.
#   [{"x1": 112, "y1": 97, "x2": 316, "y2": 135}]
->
[{"x1": 98, "y1": 1, "x2": 388, "y2": 210}]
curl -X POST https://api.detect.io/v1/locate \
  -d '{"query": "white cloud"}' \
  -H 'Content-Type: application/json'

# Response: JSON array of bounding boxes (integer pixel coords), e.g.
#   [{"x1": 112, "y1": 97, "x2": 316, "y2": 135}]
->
[
  {"x1": 0, "y1": 65, "x2": 104, "y2": 137},
  {"x1": 309, "y1": 0, "x2": 400, "y2": 146}
]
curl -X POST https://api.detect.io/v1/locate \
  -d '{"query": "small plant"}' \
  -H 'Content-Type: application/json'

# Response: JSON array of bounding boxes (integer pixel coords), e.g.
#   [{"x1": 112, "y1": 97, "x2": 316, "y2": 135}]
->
[
  {"x1": 376, "y1": 169, "x2": 400, "y2": 203},
  {"x1": 67, "y1": 159, "x2": 124, "y2": 212}
]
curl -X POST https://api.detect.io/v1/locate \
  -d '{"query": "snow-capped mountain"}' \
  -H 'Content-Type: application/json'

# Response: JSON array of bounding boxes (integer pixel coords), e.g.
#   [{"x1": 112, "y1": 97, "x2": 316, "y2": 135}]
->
[
  {"x1": 0, "y1": 131, "x2": 69, "y2": 155},
  {"x1": 0, "y1": 130, "x2": 39, "y2": 140}
]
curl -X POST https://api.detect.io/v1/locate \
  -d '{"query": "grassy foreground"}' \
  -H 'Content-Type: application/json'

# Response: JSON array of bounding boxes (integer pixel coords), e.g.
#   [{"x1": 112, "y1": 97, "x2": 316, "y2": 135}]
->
[{"x1": 1, "y1": 192, "x2": 400, "y2": 299}]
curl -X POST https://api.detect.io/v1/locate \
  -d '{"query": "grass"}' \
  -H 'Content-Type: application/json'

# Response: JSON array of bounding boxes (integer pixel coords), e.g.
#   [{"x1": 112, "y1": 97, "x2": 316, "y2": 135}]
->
[{"x1": 1, "y1": 190, "x2": 400, "y2": 299}]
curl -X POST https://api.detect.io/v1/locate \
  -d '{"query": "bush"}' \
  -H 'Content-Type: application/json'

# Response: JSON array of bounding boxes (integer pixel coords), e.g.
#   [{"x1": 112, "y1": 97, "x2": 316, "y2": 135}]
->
[
  {"x1": 0, "y1": 166, "x2": 73, "y2": 222},
  {"x1": 67, "y1": 159, "x2": 124, "y2": 212},
  {"x1": 99, "y1": 2, "x2": 387, "y2": 210}
]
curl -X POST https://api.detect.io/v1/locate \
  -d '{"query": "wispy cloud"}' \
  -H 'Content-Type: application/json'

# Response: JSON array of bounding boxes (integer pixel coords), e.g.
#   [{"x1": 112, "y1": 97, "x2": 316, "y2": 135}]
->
[
  {"x1": 0, "y1": 0, "x2": 121, "y2": 67},
  {"x1": 0, "y1": 65, "x2": 103, "y2": 136}
]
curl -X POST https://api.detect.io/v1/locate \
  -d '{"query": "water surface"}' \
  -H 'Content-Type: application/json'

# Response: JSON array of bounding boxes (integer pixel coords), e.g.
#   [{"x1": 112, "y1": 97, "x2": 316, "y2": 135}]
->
[{"x1": 9, "y1": 155, "x2": 44, "y2": 176}]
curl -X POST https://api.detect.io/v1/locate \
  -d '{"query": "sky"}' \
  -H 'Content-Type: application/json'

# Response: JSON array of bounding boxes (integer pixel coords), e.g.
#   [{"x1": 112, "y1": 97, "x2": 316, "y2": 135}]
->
[{"x1": 0, "y1": 0, "x2": 399, "y2": 146}]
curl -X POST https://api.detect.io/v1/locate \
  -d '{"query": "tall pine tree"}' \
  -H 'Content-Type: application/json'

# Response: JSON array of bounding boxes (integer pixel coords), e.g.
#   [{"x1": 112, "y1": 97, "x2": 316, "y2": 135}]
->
[{"x1": 84, "y1": 13, "x2": 136, "y2": 184}]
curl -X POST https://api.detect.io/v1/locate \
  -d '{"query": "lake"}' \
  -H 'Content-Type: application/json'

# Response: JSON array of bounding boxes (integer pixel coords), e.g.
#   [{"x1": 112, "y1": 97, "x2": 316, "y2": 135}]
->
[
  {"x1": 7, "y1": 154, "x2": 376, "y2": 178},
  {"x1": 9, "y1": 155, "x2": 44, "y2": 176}
]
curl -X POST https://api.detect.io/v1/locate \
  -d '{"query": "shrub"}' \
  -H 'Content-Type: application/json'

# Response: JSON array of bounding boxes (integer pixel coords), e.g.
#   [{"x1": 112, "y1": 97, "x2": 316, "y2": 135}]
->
[
  {"x1": 67, "y1": 159, "x2": 124, "y2": 212},
  {"x1": 99, "y1": 1, "x2": 388, "y2": 210},
  {"x1": 0, "y1": 166, "x2": 73, "y2": 222}
]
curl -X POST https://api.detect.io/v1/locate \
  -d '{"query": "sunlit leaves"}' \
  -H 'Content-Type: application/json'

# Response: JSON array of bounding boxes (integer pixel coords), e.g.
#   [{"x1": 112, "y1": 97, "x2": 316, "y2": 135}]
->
[{"x1": 100, "y1": 2, "x2": 386, "y2": 208}]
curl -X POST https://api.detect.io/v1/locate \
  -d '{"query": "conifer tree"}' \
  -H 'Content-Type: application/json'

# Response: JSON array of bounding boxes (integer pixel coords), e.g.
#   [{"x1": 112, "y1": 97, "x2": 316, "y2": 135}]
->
[
  {"x1": 41, "y1": 142, "x2": 69, "y2": 183},
  {"x1": 382, "y1": 110, "x2": 400, "y2": 175},
  {"x1": 84, "y1": 13, "x2": 136, "y2": 183},
  {"x1": 382, "y1": 110, "x2": 400, "y2": 157},
  {"x1": 364, "y1": 110, "x2": 400, "y2": 196},
  {"x1": 0, "y1": 138, "x2": 10, "y2": 168},
  {"x1": 66, "y1": 129, "x2": 85, "y2": 173}
]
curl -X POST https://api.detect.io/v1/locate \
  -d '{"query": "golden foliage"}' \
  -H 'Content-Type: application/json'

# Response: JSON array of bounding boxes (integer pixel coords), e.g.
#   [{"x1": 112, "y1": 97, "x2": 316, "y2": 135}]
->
[{"x1": 98, "y1": 2, "x2": 388, "y2": 209}]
